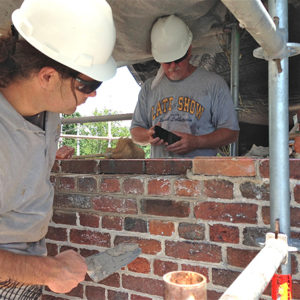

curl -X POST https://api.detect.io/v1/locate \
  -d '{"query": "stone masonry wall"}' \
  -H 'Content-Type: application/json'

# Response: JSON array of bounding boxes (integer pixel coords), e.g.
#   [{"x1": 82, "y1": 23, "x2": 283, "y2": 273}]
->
[{"x1": 43, "y1": 157, "x2": 300, "y2": 300}]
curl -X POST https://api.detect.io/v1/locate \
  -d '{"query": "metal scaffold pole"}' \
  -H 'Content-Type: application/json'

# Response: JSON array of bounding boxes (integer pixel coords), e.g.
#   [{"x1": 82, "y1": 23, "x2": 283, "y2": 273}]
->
[
  {"x1": 268, "y1": 0, "x2": 291, "y2": 274},
  {"x1": 230, "y1": 23, "x2": 240, "y2": 156}
]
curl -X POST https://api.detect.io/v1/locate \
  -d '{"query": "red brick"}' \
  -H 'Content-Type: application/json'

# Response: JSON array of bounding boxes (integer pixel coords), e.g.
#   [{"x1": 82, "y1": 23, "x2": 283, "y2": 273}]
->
[
  {"x1": 227, "y1": 247, "x2": 259, "y2": 268},
  {"x1": 128, "y1": 257, "x2": 150, "y2": 273},
  {"x1": 46, "y1": 243, "x2": 58, "y2": 256},
  {"x1": 148, "y1": 178, "x2": 171, "y2": 195},
  {"x1": 181, "y1": 265, "x2": 209, "y2": 283},
  {"x1": 174, "y1": 179, "x2": 203, "y2": 197},
  {"x1": 292, "y1": 279, "x2": 300, "y2": 299},
  {"x1": 66, "y1": 283, "x2": 83, "y2": 298},
  {"x1": 204, "y1": 179, "x2": 233, "y2": 199},
  {"x1": 123, "y1": 178, "x2": 144, "y2": 194},
  {"x1": 52, "y1": 211, "x2": 77, "y2": 226},
  {"x1": 122, "y1": 275, "x2": 164, "y2": 297},
  {"x1": 102, "y1": 215, "x2": 123, "y2": 230},
  {"x1": 212, "y1": 268, "x2": 240, "y2": 287},
  {"x1": 294, "y1": 185, "x2": 300, "y2": 204},
  {"x1": 114, "y1": 236, "x2": 161, "y2": 255},
  {"x1": 178, "y1": 222, "x2": 205, "y2": 240},
  {"x1": 207, "y1": 290, "x2": 224, "y2": 300},
  {"x1": 85, "y1": 285, "x2": 105, "y2": 300},
  {"x1": 153, "y1": 259, "x2": 178, "y2": 276},
  {"x1": 209, "y1": 224, "x2": 239, "y2": 243},
  {"x1": 193, "y1": 157, "x2": 256, "y2": 177},
  {"x1": 165, "y1": 241, "x2": 222, "y2": 263},
  {"x1": 131, "y1": 295, "x2": 152, "y2": 300},
  {"x1": 260, "y1": 159, "x2": 300, "y2": 179},
  {"x1": 61, "y1": 159, "x2": 98, "y2": 174},
  {"x1": 78, "y1": 176, "x2": 97, "y2": 193},
  {"x1": 100, "y1": 177, "x2": 121, "y2": 193},
  {"x1": 79, "y1": 212, "x2": 100, "y2": 228},
  {"x1": 99, "y1": 160, "x2": 145, "y2": 174},
  {"x1": 54, "y1": 194, "x2": 92, "y2": 209},
  {"x1": 262, "y1": 206, "x2": 270, "y2": 224},
  {"x1": 93, "y1": 196, "x2": 137, "y2": 214},
  {"x1": 124, "y1": 217, "x2": 147, "y2": 232},
  {"x1": 149, "y1": 220, "x2": 175, "y2": 236},
  {"x1": 46, "y1": 227, "x2": 67, "y2": 242},
  {"x1": 292, "y1": 207, "x2": 300, "y2": 227},
  {"x1": 259, "y1": 159, "x2": 269, "y2": 178},
  {"x1": 263, "y1": 206, "x2": 300, "y2": 227},
  {"x1": 145, "y1": 159, "x2": 192, "y2": 175},
  {"x1": 56, "y1": 176, "x2": 76, "y2": 192},
  {"x1": 51, "y1": 160, "x2": 60, "y2": 173},
  {"x1": 194, "y1": 202, "x2": 258, "y2": 224},
  {"x1": 55, "y1": 145, "x2": 74, "y2": 159},
  {"x1": 70, "y1": 229, "x2": 110, "y2": 247},
  {"x1": 290, "y1": 159, "x2": 300, "y2": 179},
  {"x1": 60, "y1": 246, "x2": 78, "y2": 253},
  {"x1": 240, "y1": 181, "x2": 270, "y2": 200},
  {"x1": 80, "y1": 248, "x2": 98, "y2": 258},
  {"x1": 108, "y1": 290, "x2": 128, "y2": 300},
  {"x1": 141, "y1": 199, "x2": 190, "y2": 217},
  {"x1": 99, "y1": 273, "x2": 120, "y2": 287}
]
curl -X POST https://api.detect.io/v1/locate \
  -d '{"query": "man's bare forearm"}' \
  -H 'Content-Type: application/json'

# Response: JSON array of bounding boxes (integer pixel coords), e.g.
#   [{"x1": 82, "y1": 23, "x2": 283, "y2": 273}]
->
[
  {"x1": 0, "y1": 249, "x2": 87, "y2": 293},
  {"x1": 0, "y1": 249, "x2": 53, "y2": 285},
  {"x1": 196, "y1": 128, "x2": 239, "y2": 149}
]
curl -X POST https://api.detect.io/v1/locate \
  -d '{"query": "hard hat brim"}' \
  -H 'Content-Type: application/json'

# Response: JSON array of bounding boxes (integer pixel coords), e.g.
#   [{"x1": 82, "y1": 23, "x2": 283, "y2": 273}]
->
[{"x1": 12, "y1": 8, "x2": 117, "y2": 81}]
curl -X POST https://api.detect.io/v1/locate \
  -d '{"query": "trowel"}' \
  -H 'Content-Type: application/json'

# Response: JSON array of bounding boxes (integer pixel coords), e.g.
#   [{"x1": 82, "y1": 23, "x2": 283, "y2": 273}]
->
[{"x1": 86, "y1": 243, "x2": 141, "y2": 282}]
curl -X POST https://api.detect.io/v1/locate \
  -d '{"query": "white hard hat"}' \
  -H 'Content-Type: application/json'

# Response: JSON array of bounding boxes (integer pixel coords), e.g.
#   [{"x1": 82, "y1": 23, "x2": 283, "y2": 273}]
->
[
  {"x1": 12, "y1": 0, "x2": 116, "y2": 81},
  {"x1": 151, "y1": 15, "x2": 193, "y2": 63}
]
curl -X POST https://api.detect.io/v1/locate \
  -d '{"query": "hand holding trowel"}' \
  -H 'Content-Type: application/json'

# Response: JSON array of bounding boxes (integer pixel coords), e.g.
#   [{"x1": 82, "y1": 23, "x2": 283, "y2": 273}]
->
[{"x1": 85, "y1": 243, "x2": 141, "y2": 282}]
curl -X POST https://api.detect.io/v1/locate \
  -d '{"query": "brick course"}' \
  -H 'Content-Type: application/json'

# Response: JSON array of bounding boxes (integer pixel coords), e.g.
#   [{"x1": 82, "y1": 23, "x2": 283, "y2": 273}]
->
[{"x1": 46, "y1": 158, "x2": 300, "y2": 299}]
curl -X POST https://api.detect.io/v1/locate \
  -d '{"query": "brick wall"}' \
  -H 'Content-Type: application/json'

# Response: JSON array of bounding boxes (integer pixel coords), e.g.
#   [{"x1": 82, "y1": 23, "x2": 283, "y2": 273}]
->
[{"x1": 44, "y1": 157, "x2": 300, "y2": 300}]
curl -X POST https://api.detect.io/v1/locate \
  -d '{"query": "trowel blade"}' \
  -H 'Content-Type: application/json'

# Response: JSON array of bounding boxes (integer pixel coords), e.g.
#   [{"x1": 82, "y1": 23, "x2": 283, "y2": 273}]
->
[{"x1": 86, "y1": 243, "x2": 141, "y2": 282}]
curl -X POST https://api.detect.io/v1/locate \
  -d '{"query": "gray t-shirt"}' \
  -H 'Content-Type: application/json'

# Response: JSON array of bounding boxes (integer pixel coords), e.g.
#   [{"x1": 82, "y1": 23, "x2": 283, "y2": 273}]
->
[
  {"x1": 131, "y1": 67, "x2": 239, "y2": 158},
  {"x1": 0, "y1": 93, "x2": 60, "y2": 255}
]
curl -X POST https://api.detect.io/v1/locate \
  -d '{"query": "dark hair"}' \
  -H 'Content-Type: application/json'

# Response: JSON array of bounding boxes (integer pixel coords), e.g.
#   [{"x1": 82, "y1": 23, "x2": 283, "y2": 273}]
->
[{"x1": 0, "y1": 32, "x2": 79, "y2": 88}]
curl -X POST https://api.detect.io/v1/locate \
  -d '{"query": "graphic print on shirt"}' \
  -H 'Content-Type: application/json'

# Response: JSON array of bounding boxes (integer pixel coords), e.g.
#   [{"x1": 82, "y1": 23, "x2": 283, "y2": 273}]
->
[{"x1": 151, "y1": 96, "x2": 205, "y2": 121}]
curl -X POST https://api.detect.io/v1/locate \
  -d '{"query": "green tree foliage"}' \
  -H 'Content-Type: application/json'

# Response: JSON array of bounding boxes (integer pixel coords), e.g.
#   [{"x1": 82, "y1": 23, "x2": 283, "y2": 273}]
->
[{"x1": 61, "y1": 109, "x2": 152, "y2": 157}]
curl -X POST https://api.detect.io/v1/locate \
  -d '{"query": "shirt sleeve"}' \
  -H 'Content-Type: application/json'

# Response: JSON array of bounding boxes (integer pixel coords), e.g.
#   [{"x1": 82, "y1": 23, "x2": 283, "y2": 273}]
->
[
  {"x1": 130, "y1": 79, "x2": 153, "y2": 130},
  {"x1": 211, "y1": 75, "x2": 240, "y2": 131}
]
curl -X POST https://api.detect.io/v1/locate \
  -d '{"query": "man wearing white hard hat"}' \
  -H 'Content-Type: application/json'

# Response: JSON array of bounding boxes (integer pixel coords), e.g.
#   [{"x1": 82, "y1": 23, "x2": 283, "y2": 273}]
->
[
  {"x1": 0, "y1": 0, "x2": 116, "y2": 298},
  {"x1": 131, "y1": 15, "x2": 239, "y2": 158}
]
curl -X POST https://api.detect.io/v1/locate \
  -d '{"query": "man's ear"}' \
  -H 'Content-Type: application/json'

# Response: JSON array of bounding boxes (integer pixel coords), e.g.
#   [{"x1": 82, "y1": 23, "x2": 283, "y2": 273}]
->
[{"x1": 38, "y1": 67, "x2": 59, "y2": 90}]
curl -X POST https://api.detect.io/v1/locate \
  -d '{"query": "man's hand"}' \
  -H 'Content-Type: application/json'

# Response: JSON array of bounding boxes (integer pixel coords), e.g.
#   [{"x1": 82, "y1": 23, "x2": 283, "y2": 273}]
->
[
  {"x1": 166, "y1": 128, "x2": 239, "y2": 155},
  {"x1": 149, "y1": 124, "x2": 167, "y2": 146},
  {"x1": 131, "y1": 123, "x2": 166, "y2": 146},
  {"x1": 47, "y1": 250, "x2": 87, "y2": 293},
  {"x1": 165, "y1": 132, "x2": 197, "y2": 154}
]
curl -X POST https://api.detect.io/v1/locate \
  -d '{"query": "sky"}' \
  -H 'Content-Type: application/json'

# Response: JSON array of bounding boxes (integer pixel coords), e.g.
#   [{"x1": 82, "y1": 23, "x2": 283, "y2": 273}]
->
[{"x1": 76, "y1": 66, "x2": 141, "y2": 117}]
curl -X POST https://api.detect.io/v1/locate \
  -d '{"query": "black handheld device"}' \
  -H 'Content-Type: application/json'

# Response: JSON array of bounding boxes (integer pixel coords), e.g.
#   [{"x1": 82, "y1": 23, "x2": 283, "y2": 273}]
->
[{"x1": 152, "y1": 126, "x2": 181, "y2": 145}]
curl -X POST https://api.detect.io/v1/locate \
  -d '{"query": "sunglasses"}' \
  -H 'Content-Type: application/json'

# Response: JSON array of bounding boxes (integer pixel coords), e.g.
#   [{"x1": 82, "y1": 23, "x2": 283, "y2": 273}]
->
[
  {"x1": 164, "y1": 51, "x2": 188, "y2": 65},
  {"x1": 75, "y1": 77, "x2": 102, "y2": 94}
]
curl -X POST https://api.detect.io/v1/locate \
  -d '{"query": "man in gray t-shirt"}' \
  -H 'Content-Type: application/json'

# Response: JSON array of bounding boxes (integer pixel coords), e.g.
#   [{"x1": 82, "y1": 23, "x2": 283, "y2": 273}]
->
[{"x1": 130, "y1": 15, "x2": 239, "y2": 158}]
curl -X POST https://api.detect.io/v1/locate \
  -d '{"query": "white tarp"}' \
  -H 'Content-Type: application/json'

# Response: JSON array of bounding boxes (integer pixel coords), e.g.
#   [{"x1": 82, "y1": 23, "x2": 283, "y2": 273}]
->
[
  {"x1": 108, "y1": 0, "x2": 228, "y2": 66},
  {"x1": 0, "y1": 0, "x2": 228, "y2": 66}
]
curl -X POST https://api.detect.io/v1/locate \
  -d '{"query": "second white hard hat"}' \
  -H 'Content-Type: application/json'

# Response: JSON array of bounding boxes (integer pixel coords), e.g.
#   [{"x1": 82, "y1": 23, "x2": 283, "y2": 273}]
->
[
  {"x1": 151, "y1": 15, "x2": 193, "y2": 63},
  {"x1": 12, "y1": 0, "x2": 117, "y2": 81}
]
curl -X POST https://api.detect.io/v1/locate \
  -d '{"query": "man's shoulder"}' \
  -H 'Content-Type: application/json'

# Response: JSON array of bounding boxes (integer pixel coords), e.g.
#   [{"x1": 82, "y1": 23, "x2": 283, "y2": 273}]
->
[
  {"x1": 194, "y1": 67, "x2": 228, "y2": 87},
  {"x1": 195, "y1": 67, "x2": 222, "y2": 79}
]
